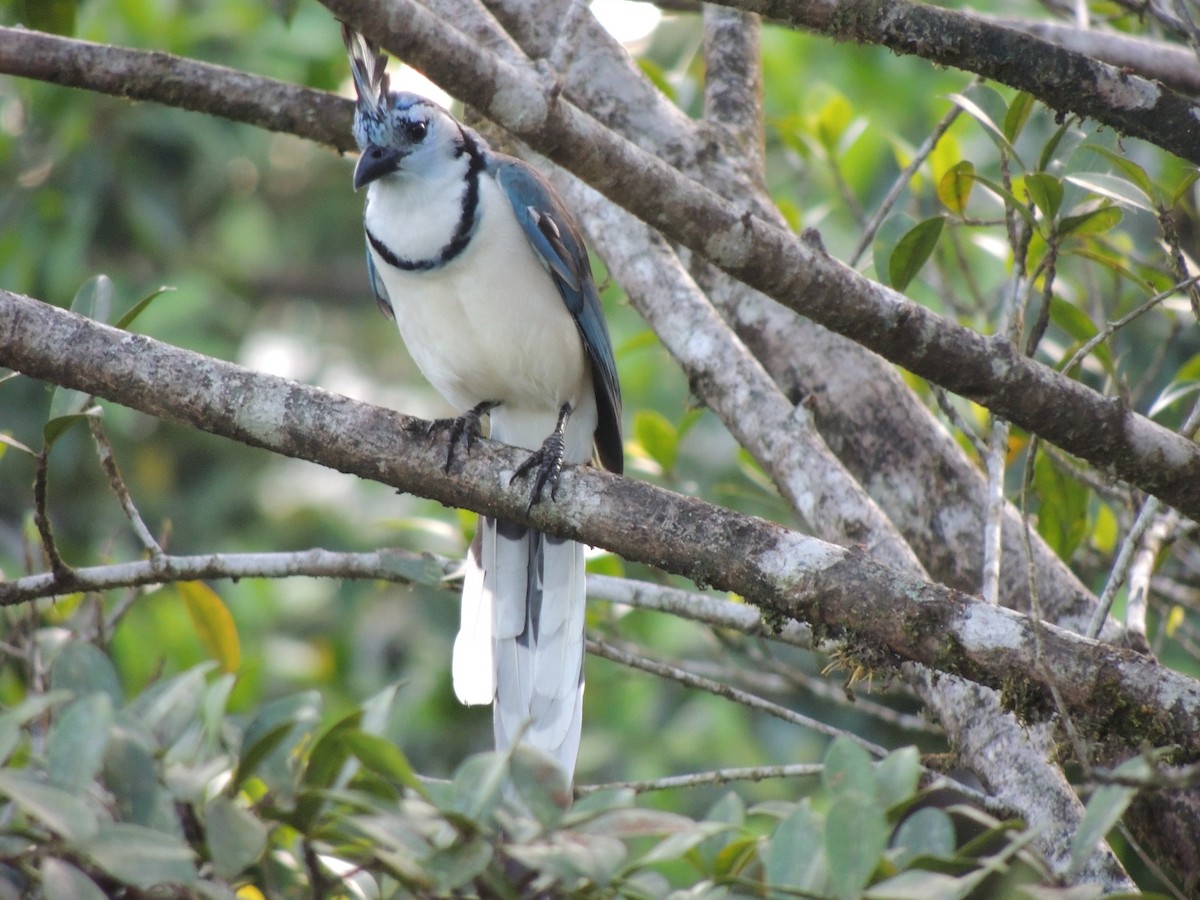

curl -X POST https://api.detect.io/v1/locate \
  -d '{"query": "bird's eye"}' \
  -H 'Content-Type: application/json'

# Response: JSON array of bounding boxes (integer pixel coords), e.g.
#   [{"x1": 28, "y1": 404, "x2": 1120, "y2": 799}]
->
[{"x1": 405, "y1": 120, "x2": 428, "y2": 142}]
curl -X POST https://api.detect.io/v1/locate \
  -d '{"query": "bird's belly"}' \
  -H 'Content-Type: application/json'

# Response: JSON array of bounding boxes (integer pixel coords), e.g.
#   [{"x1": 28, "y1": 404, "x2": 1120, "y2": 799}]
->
[{"x1": 380, "y1": 250, "x2": 589, "y2": 423}]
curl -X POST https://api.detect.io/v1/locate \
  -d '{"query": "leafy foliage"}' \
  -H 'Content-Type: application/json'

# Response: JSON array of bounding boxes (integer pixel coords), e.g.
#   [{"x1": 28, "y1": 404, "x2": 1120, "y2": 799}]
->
[{"x1": 0, "y1": 640, "x2": 1049, "y2": 897}]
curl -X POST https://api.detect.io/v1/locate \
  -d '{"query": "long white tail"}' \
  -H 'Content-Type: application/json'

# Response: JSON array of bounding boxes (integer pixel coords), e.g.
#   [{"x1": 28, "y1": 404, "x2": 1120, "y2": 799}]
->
[{"x1": 452, "y1": 515, "x2": 586, "y2": 779}]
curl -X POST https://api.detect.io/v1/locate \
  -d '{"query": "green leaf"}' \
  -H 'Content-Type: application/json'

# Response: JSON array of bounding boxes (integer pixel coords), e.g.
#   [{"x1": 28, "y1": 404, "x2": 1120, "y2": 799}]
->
[
  {"x1": 816, "y1": 92, "x2": 856, "y2": 154},
  {"x1": 1048, "y1": 296, "x2": 1112, "y2": 374},
  {"x1": 580, "y1": 807, "x2": 700, "y2": 840},
  {"x1": 424, "y1": 838, "x2": 494, "y2": 893},
  {"x1": 936, "y1": 161, "x2": 975, "y2": 215},
  {"x1": 113, "y1": 285, "x2": 175, "y2": 330},
  {"x1": 634, "y1": 409, "x2": 678, "y2": 473},
  {"x1": 892, "y1": 807, "x2": 957, "y2": 866},
  {"x1": 694, "y1": 791, "x2": 745, "y2": 871},
  {"x1": 1066, "y1": 173, "x2": 1154, "y2": 213},
  {"x1": 451, "y1": 750, "x2": 509, "y2": 821},
  {"x1": 41, "y1": 858, "x2": 108, "y2": 900},
  {"x1": 875, "y1": 746, "x2": 921, "y2": 811},
  {"x1": 563, "y1": 787, "x2": 635, "y2": 826},
  {"x1": 864, "y1": 869, "x2": 973, "y2": 900},
  {"x1": 47, "y1": 693, "x2": 113, "y2": 793},
  {"x1": 1034, "y1": 452, "x2": 1089, "y2": 561},
  {"x1": 636, "y1": 58, "x2": 676, "y2": 104},
  {"x1": 0, "y1": 432, "x2": 36, "y2": 457},
  {"x1": 71, "y1": 275, "x2": 114, "y2": 324},
  {"x1": 300, "y1": 706, "x2": 362, "y2": 802},
  {"x1": 764, "y1": 799, "x2": 827, "y2": 892},
  {"x1": 1058, "y1": 205, "x2": 1123, "y2": 238},
  {"x1": 342, "y1": 730, "x2": 428, "y2": 798},
  {"x1": 124, "y1": 662, "x2": 214, "y2": 750},
  {"x1": 42, "y1": 409, "x2": 102, "y2": 448},
  {"x1": 873, "y1": 214, "x2": 913, "y2": 288},
  {"x1": 231, "y1": 721, "x2": 293, "y2": 793},
  {"x1": 232, "y1": 690, "x2": 320, "y2": 794},
  {"x1": 823, "y1": 735, "x2": 877, "y2": 800},
  {"x1": 710, "y1": 835, "x2": 759, "y2": 880},
  {"x1": 1026, "y1": 172, "x2": 1064, "y2": 220},
  {"x1": 637, "y1": 821, "x2": 729, "y2": 866},
  {"x1": 80, "y1": 823, "x2": 196, "y2": 889},
  {"x1": 50, "y1": 641, "x2": 124, "y2": 707},
  {"x1": 1003, "y1": 92, "x2": 1036, "y2": 143},
  {"x1": 965, "y1": 172, "x2": 1038, "y2": 227},
  {"x1": 178, "y1": 581, "x2": 240, "y2": 674},
  {"x1": 1170, "y1": 168, "x2": 1200, "y2": 206},
  {"x1": 947, "y1": 91, "x2": 1023, "y2": 168},
  {"x1": 1082, "y1": 144, "x2": 1157, "y2": 202},
  {"x1": 510, "y1": 744, "x2": 570, "y2": 830},
  {"x1": 1038, "y1": 119, "x2": 1075, "y2": 172},
  {"x1": 1068, "y1": 756, "x2": 1151, "y2": 878},
  {"x1": 0, "y1": 770, "x2": 98, "y2": 842},
  {"x1": 507, "y1": 831, "x2": 627, "y2": 886},
  {"x1": 204, "y1": 796, "x2": 268, "y2": 880},
  {"x1": 0, "y1": 691, "x2": 73, "y2": 765},
  {"x1": 378, "y1": 549, "x2": 450, "y2": 588},
  {"x1": 889, "y1": 216, "x2": 944, "y2": 292},
  {"x1": 102, "y1": 728, "x2": 159, "y2": 825},
  {"x1": 826, "y1": 794, "x2": 889, "y2": 900}
]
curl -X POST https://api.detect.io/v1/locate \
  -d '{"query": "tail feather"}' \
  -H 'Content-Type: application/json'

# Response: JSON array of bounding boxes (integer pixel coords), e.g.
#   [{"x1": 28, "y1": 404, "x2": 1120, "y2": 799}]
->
[
  {"x1": 454, "y1": 515, "x2": 586, "y2": 779},
  {"x1": 452, "y1": 528, "x2": 495, "y2": 705}
]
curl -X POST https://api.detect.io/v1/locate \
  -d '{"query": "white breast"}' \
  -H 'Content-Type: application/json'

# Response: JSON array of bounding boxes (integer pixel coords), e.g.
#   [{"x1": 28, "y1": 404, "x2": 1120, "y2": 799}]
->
[{"x1": 367, "y1": 175, "x2": 596, "y2": 462}]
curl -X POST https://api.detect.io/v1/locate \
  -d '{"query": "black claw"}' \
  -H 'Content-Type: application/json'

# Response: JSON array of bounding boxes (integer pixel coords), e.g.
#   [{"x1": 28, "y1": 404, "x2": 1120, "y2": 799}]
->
[
  {"x1": 511, "y1": 403, "x2": 572, "y2": 510},
  {"x1": 432, "y1": 401, "x2": 499, "y2": 472}
]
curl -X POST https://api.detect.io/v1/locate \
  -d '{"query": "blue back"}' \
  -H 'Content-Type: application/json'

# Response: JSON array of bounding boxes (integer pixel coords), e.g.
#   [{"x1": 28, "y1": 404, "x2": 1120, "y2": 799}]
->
[{"x1": 491, "y1": 156, "x2": 624, "y2": 475}]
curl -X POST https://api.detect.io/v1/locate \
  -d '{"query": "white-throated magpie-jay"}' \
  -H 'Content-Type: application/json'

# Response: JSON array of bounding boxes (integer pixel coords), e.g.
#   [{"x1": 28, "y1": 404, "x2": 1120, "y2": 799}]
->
[{"x1": 342, "y1": 25, "x2": 623, "y2": 782}]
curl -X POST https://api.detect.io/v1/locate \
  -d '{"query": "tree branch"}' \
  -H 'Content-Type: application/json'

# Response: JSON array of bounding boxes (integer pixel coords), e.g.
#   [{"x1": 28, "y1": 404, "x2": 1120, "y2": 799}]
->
[
  {"x1": 3, "y1": 289, "x2": 1199, "y2": 760},
  {"x1": 719, "y1": 0, "x2": 1200, "y2": 164},
  {"x1": 0, "y1": 26, "x2": 355, "y2": 153}
]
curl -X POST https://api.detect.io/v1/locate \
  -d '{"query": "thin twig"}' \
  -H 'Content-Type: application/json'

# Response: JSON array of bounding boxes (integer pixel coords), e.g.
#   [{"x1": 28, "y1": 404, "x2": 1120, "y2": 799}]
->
[
  {"x1": 1089, "y1": 396, "x2": 1200, "y2": 638},
  {"x1": 588, "y1": 574, "x2": 813, "y2": 648},
  {"x1": 32, "y1": 449, "x2": 70, "y2": 582},
  {"x1": 850, "y1": 97, "x2": 967, "y2": 267},
  {"x1": 585, "y1": 636, "x2": 890, "y2": 758},
  {"x1": 1115, "y1": 823, "x2": 1189, "y2": 900},
  {"x1": 1126, "y1": 508, "x2": 1180, "y2": 649},
  {"x1": 1061, "y1": 276, "x2": 1200, "y2": 378},
  {"x1": 576, "y1": 763, "x2": 823, "y2": 794},
  {"x1": 88, "y1": 416, "x2": 164, "y2": 561}
]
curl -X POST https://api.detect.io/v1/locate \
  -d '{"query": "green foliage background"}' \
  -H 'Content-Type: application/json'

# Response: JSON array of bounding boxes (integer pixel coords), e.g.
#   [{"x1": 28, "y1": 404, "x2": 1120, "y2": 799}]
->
[{"x1": 1, "y1": 0, "x2": 1198, "y2": 895}]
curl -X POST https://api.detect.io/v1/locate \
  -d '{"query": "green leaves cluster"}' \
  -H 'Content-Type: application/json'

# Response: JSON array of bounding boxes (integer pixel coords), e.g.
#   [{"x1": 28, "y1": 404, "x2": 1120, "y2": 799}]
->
[{"x1": 0, "y1": 636, "x2": 1057, "y2": 900}]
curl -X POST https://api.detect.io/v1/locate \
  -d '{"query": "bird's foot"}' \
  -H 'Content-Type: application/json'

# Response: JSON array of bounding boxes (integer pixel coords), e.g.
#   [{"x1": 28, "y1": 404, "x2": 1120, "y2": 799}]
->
[
  {"x1": 511, "y1": 403, "x2": 572, "y2": 510},
  {"x1": 428, "y1": 400, "x2": 499, "y2": 472}
]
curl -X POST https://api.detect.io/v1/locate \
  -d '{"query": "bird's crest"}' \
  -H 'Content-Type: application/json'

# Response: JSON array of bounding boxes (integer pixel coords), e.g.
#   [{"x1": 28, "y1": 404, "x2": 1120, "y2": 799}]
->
[{"x1": 341, "y1": 23, "x2": 389, "y2": 118}]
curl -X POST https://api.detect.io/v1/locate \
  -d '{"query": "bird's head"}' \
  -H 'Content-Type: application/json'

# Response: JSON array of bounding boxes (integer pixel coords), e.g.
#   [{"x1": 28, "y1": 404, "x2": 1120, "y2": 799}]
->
[{"x1": 341, "y1": 23, "x2": 461, "y2": 190}]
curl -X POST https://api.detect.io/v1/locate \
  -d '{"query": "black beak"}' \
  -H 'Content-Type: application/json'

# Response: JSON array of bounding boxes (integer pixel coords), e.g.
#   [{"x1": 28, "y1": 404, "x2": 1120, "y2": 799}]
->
[{"x1": 353, "y1": 145, "x2": 404, "y2": 190}]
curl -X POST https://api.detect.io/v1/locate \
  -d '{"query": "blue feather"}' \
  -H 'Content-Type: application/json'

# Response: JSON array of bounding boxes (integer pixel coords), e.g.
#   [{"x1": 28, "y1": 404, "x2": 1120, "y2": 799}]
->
[{"x1": 493, "y1": 158, "x2": 623, "y2": 474}]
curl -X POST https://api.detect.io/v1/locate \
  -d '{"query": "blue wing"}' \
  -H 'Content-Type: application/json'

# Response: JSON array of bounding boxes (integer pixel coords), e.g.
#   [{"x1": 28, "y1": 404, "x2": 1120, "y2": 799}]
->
[
  {"x1": 364, "y1": 238, "x2": 395, "y2": 320},
  {"x1": 492, "y1": 157, "x2": 623, "y2": 475}
]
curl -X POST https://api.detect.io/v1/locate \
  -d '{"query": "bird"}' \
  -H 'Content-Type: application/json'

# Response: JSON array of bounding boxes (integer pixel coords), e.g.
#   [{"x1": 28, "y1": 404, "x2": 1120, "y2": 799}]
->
[{"x1": 341, "y1": 24, "x2": 622, "y2": 784}]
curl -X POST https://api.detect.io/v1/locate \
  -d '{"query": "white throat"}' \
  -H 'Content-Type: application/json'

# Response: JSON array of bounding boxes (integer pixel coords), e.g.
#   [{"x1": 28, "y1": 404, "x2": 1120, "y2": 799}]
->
[{"x1": 363, "y1": 149, "x2": 475, "y2": 267}]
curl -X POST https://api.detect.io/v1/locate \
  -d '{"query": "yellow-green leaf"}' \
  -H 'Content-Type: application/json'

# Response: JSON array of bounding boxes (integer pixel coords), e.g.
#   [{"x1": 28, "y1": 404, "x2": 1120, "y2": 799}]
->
[
  {"x1": 634, "y1": 410, "x2": 679, "y2": 473},
  {"x1": 1025, "y1": 172, "x2": 1064, "y2": 220},
  {"x1": 1003, "y1": 91, "x2": 1036, "y2": 142},
  {"x1": 936, "y1": 160, "x2": 975, "y2": 215},
  {"x1": 179, "y1": 581, "x2": 240, "y2": 674}
]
